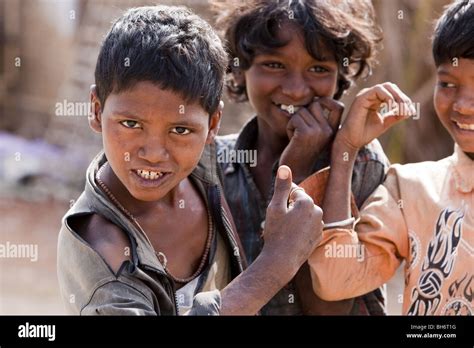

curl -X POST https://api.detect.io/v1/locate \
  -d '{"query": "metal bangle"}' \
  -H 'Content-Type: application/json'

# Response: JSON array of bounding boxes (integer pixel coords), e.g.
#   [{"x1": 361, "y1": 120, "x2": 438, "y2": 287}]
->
[{"x1": 323, "y1": 217, "x2": 356, "y2": 230}]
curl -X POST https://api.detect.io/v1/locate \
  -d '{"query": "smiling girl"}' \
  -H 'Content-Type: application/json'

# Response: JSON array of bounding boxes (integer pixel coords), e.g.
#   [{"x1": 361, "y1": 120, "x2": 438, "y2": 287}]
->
[{"x1": 213, "y1": 0, "x2": 391, "y2": 315}]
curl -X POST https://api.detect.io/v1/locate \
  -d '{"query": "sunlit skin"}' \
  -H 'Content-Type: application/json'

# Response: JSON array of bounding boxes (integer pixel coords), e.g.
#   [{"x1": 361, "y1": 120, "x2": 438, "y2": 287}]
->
[
  {"x1": 241, "y1": 22, "x2": 340, "y2": 196},
  {"x1": 434, "y1": 58, "x2": 474, "y2": 159},
  {"x1": 88, "y1": 81, "x2": 221, "y2": 282}
]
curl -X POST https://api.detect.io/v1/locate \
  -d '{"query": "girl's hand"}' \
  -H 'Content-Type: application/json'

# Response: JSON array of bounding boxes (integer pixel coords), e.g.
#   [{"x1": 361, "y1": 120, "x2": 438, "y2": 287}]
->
[{"x1": 279, "y1": 97, "x2": 344, "y2": 183}]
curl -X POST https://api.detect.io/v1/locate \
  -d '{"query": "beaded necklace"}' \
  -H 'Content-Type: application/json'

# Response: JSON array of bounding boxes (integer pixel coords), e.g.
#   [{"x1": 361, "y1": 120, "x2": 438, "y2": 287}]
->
[{"x1": 95, "y1": 162, "x2": 213, "y2": 284}]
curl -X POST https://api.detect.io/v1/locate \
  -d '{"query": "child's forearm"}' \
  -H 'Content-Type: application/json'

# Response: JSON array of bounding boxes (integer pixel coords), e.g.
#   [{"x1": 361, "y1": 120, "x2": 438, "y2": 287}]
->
[
  {"x1": 323, "y1": 137, "x2": 359, "y2": 223},
  {"x1": 219, "y1": 251, "x2": 294, "y2": 315},
  {"x1": 295, "y1": 262, "x2": 354, "y2": 315}
]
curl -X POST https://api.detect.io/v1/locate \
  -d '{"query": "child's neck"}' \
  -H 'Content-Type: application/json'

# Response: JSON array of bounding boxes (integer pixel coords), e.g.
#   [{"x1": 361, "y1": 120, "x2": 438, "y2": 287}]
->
[
  {"x1": 251, "y1": 118, "x2": 290, "y2": 199},
  {"x1": 100, "y1": 163, "x2": 180, "y2": 218},
  {"x1": 256, "y1": 118, "x2": 289, "y2": 163}
]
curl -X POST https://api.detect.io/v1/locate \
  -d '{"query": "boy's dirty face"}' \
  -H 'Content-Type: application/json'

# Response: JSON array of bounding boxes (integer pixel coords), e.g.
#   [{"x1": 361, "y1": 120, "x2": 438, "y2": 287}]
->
[
  {"x1": 91, "y1": 81, "x2": 219, "y2": 202},
  {"x1": 243, "y1": 22, "x2": 338, "y2": 138},
  {"x1": 434, "y1": 58, "x2": 474, "y2": 157}
]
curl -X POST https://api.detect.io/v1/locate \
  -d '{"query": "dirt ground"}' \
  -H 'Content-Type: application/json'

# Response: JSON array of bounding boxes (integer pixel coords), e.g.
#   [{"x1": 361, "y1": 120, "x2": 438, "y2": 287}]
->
[
  {"x1": 0, "y1": 198, "x2": 68, "y2": 314},
  {"x1": 0, "y1": 198, "x2": 403, "y2": 315}
]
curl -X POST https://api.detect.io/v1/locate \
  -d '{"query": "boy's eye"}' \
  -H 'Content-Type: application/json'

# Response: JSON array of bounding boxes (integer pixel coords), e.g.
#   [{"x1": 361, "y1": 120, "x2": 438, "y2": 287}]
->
[
  {"x1": 120, "y1": 120, "x2": 141, "y2": 129},
  {"x1": 171, "y1": 126, "x2": 191, "y2": 135},
  {"x1": 310, "y1": 66, "x2": 329, "y2": 73},
  {"x1": 439, "y1": 81, "x2": 457, "y2": 88},
  {"x1": 262, "y1": 62, "x2": 284, "y2": 70}
]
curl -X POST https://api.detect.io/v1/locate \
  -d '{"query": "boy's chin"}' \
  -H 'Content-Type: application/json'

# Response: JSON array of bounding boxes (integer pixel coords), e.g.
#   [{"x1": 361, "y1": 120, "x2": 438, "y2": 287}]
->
[
  {"x1": 129, "y1": 188, "x2": 170, "y2": 202},
  {"x1": 126, "y1": 176, "x2": 175, "y2": 202},
  {"x1": 451, "y1": 137, "x2": 474, "y2": 158},
  {"x1": 459, "y1": 145, "x2": 474, "y2": 159},
  {"x1": 447, "y1": 124, "x2": 474, "y2": 154}
]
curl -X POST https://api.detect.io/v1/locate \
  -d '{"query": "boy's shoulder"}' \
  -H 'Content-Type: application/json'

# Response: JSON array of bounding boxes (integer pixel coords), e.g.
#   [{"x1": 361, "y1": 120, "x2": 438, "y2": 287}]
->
[
  {"x1": 58, "y1": 196, "x2": 134, "y2": 313},
  {"x1": 384, "y1": 154, "x2": 454, "y2": 198},
  {"x1": 68, "y1": 213, "x2": 132, "y2": 274},
  {"x1": 390, "y1": 155, "x2": 452, "y2": 180},
  {"x1": 60, "y1": 190, "x2": 132, "y2": 275}
]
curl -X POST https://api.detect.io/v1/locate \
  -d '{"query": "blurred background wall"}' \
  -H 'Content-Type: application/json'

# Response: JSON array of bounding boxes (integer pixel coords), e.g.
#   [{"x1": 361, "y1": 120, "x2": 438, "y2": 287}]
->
[{"x1": 0, "y1": 0, "x2": 453, "y2": 314}]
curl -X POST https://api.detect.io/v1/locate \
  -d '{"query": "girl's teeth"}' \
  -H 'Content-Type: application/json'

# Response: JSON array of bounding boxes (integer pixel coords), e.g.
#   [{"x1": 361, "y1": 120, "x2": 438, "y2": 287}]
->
[
  {"x1": 280, "y1": 104, "x2": 301, "y2": 114},
  {"x1": 137, "y1": 169, "x2": 163, "y2": 180},
  {"x1": 456, "y1": 121, "x2": 474, "y2": 130}
]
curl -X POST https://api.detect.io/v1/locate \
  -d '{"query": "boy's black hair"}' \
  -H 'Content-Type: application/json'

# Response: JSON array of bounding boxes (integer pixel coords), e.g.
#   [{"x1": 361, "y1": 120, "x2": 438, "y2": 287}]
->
[
  {"x1": 94, "y1": 6, "x2": 227, "y2": 115},
  {"x1": 433, "y1": 0, "x2": 474, "y2": 67},
  {"x1": 212, "y1": 0, "x2": 382, "y2": 101}
]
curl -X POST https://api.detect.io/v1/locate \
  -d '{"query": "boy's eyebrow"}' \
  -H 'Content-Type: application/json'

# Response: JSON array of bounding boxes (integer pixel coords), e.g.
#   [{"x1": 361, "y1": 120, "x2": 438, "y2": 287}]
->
[
  {"x1": 436, "y1": 71, "x2": 453, "y2": 77},
  {"x1": 437, "y1": 68, "x2": 474, "y2": 80},
  {"x1": 437, "y1": 70, "x2": 459, "y2": 80},
  {"x1": 167, "y1": 119, "x2": 204, "y2": 128},
  {"x1": 437, "y1": 66, "x2": 458, "y2": 75},
  {"x1": 113, "y1": 110, "x2": 146, "y2": 120},
  {"x1": 112, "y1": 110, "x2": 203, "y2": 127}
]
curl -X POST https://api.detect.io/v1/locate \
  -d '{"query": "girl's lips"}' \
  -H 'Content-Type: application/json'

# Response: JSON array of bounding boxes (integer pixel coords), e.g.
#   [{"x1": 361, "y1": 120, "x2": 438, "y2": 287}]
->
[
  {"x1": 272, "y1": 102, "x2": 310, "y2": 117},
  {"x1": 131, "y1": 169, "x2": 172, "y2": 188},
  {"x1": 272, "y1": 103, "x2": 293, "y2": 119}
]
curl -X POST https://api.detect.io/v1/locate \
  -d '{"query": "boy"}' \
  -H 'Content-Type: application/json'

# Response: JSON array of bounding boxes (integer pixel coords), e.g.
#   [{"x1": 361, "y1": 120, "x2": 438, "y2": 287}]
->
[
  {"x1": 57, "y1": 5, "x2": 323, "y2": 315},
  {"x1": 308, "y1": 0, "x2": 473, "y2": 315},
  {"x1": 213, "y1": 0, "x2": 389, "y2": 314}
]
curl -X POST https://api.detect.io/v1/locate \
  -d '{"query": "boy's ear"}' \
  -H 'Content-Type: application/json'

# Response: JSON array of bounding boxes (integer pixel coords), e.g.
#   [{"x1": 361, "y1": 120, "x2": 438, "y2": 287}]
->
[
  {"x1": 206, "y1": 100, "x2": 223, "y2": 144},
  {"x1": 89, "y1": 84, "x2": 103, "y2": 133},
  {"x1": 232, "y1": 68, "x2": 245, "y2": 87}
]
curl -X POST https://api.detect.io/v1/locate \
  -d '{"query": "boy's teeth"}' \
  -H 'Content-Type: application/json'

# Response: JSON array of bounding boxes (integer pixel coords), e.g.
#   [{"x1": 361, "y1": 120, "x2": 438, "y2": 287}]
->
[
  {"x1": 455, "y1": 121, "x2": 474, "y2": 130},
  {"x1": 136, "y1": 169, "x2": 164, "y2": 180},
  {"x1": 279, "y1": 104, "x2": 301, "y2": 114}
]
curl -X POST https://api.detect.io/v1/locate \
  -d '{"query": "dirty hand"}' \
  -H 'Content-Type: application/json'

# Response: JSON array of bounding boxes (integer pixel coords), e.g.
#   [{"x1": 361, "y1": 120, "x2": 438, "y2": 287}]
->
[
  {"x1": 279, "y1": 97, "x2": 344, "y2": 183},
  {"x1": 262, "y1": 165, "x2": 323, "y2": 278}
]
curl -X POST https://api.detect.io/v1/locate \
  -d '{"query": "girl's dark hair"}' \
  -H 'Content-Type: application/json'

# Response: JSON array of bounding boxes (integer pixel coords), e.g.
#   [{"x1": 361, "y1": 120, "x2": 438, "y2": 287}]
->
[
  {"x1": 212, "y1": 0, "x2": 382, "y2": 101},
  {"x1": 432, "y1": 0, "x2": 474, "y2": 67},
  {"x1": 95, "y1": 5, "x2": 227, "y2": 115}
]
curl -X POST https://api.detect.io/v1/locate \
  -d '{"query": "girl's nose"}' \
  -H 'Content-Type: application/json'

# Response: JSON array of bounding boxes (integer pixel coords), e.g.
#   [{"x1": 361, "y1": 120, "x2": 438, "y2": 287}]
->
[{"x1": 280, "y1": 72, "x2": 311, "y2": 102}]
